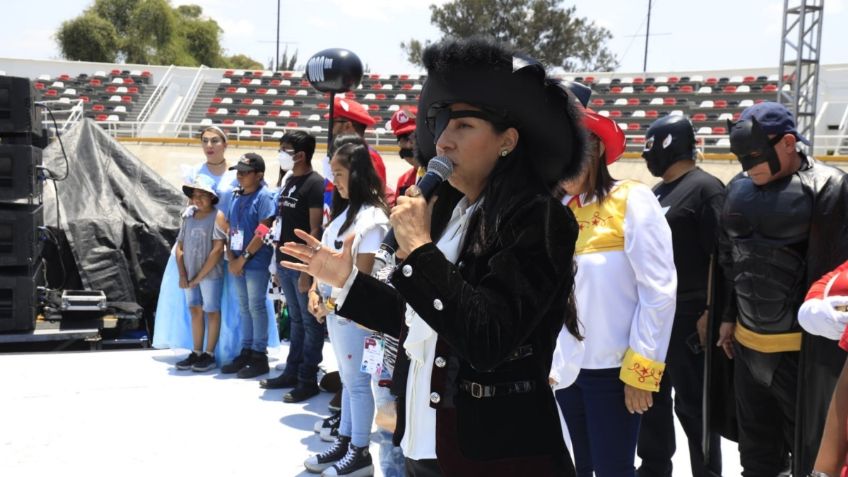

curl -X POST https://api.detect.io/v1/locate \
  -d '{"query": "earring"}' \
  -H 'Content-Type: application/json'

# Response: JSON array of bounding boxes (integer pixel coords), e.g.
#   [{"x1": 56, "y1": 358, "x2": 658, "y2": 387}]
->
[{"x1": 500, "y1": 149, "x2": 509, "y2": 157}]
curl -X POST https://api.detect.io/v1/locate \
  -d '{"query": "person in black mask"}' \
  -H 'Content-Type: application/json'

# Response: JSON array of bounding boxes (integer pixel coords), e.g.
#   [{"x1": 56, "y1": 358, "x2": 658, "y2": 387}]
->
[
  {"x1": 719, "y1": 102, "x2": 848, "y2": 476},
  {"x1": 637, "y1": 114, "x2": 724, "y2": 477},
  {"x1": 389, "y1": 108, "x2": 421, "y2": 204}
]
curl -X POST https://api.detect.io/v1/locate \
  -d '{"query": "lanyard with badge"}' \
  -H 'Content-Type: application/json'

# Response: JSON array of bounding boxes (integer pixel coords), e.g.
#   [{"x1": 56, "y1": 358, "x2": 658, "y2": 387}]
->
[{"x1": 229, "y1": 189, "x2": 257, "y2": 252}]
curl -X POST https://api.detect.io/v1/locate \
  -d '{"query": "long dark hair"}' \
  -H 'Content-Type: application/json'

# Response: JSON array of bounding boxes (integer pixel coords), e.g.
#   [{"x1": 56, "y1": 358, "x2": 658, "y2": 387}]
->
[
  {"x1": 330, "y1": 138, "x2": 389, "y2": 235},
  {"x1": 584, "y1": 135, "x2": 616, "y2": 204}
]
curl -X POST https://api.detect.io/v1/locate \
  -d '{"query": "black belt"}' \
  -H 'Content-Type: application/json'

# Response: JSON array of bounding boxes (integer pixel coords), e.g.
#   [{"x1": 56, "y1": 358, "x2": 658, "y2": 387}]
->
[{"x1": 459, "y1": 379, "x2": 536, "y2": 399}]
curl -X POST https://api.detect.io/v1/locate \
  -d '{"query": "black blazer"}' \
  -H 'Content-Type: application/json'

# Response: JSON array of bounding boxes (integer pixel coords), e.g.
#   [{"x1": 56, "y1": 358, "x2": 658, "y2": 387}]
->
[{"x1": 338, "y1": 183, "x2": 578, "y2": 476}]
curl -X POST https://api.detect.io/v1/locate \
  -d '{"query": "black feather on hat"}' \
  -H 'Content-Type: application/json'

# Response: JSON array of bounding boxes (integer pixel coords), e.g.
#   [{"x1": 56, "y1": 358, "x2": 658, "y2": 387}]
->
[{"x1": 414, "y1": 36, "x2": 586, "y2": 188}]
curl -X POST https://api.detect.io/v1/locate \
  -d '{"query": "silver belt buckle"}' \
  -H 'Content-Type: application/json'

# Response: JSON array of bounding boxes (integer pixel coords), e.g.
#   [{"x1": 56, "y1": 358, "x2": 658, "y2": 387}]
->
[{"x1": 470, "y1": 382, "x2": 484, "y2": 398}]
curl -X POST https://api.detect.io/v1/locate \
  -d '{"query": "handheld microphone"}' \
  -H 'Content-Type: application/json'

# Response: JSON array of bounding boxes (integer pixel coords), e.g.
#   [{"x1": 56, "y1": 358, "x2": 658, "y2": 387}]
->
[{"x1": 380, "y1": 156, "x2": 453, "y2": 255}]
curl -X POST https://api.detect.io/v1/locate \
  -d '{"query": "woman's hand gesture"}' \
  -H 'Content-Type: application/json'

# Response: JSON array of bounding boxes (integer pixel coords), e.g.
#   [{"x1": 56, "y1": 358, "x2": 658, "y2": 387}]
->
[{"x1": 279, "y1": 229, "x2": 355, "y2": 289}]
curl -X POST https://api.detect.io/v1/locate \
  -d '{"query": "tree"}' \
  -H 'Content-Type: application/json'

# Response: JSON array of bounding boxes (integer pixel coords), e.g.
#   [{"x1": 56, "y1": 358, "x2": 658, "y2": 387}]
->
[
  {"x1": 56, "y1": 12, "x2": 120, "y2": 63},
  {"x1": 55, "y1": 0, "x2": 262, "y2": 68},
  {"x1": 401, "y1": 0, "x2": 618, "y2": 72},
  {"x1": 227, "y1": 54, "x2": 264, "y2": 70}
]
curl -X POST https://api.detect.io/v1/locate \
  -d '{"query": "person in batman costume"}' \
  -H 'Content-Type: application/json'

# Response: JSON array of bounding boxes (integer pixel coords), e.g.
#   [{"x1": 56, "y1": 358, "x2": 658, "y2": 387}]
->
[
  {"x1": 718, "y1": 101, "x2": 848, "y2": 476},
  {"x1": 637, "y1": 114, "x2": 725, "y2": 477}
]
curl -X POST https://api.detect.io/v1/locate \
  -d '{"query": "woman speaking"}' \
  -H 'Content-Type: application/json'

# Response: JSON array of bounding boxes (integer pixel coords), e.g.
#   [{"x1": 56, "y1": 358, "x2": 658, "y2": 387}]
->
[{"x1": 282, "y1": 37, "x2": 585, "y2": 476}]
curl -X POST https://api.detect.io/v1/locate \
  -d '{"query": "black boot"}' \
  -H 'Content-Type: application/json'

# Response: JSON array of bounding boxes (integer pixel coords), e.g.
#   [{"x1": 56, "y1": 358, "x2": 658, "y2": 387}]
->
[
  {"x1": 221, "y1": 348, "x2": 252, "y2": 374},
  {"x1": 260, "y1": 372, "x2": 298, "y2": 389},
  {"x1": 284, "y1": 382, "x2": 321, "y2": 403},
  {"x1": 237, "y1": 350, "x2": 269, "y2": 379}
]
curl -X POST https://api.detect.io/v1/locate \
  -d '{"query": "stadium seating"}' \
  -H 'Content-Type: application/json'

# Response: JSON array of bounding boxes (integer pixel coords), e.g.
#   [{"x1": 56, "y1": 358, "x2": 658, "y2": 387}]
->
[{"x1": 32, "y1": 69, "x2": 152, "y2": 123}]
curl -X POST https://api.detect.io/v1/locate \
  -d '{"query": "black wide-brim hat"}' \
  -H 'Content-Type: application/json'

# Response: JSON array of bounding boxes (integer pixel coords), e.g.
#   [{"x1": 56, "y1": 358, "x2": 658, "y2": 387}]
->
[{"x1": 415, "y1": 37, "x2": 586, "y2": 187}]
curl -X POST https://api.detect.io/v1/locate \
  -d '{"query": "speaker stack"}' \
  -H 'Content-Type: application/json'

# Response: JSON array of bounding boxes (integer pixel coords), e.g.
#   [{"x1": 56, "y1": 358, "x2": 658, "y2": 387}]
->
[{"x1": 0, "y1": 76, "x2": 45, "y2": 332}]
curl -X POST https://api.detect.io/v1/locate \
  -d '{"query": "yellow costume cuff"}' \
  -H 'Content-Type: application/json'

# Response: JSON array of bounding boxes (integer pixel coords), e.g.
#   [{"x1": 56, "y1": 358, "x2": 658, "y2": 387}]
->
[{"x1": 620, "y1": 348, "x2": 665, "y2": 392}]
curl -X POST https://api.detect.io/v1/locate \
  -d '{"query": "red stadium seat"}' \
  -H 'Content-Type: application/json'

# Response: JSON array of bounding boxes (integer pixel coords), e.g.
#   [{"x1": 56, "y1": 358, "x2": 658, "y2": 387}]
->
[
  {"x1": 679, "y1": 85, "x2": 694, "y2": 93},
  {"x1": 610, "y1": 86, "x2": 622, "y2": 94},
  {"x1": 667, "y1": 76, "x2": 680, "y2": 84},
  {"x1": 646, "y1": 110, "x2": 658, "y2": 118},
  {"x1": 633, "y1": 137, "x2": 646, "y2": 144},
  {"x1": 257, "y1": 88, "x2": 267, "y2": 95},
  {"x1": 591, "y1": 98, "x2": 605, "y2": 107},
  {"x1": 627, "y1": 98, "x2": 640, "y2": 105},
  {"x1": 300, "y1": 80, "x2": 310, "y2": 87},
  {"x1": 402, "y1": 83, "x2": 413, "y2": 90},
  {"x1": 58, "y1": 74, "x2": 70, "y2": 81},
  {"x1": 628, "y1": 123, "x2": 641, "y2": 130},
  {"x1": 724, "y1": 85, "x2": 737, "y2": 93},
  {"x1": 122, "y1": 96, "x2": 132, "y2": 103},
  {"x1": 609, "y1": 110, "x2": 622, "y2": 118},
  {"x1": 733, "y1": 112, "x2": 741, "y2": 120},
  {"x1": 273, "y1": 99, "x2": 284, "y2": 106},
  {"x1": 270, "y1": 79, "x2": 281, "y2": 86},
  {"x1": 373, "y1": 83, "x2": 383, "y2": 90},
  {"x1": 368, "y1": 104, "x2": 379, "y2": 110},
  {"x1": 370, "y1": 74, "x2": 380, "y2": 80},
  {"x1": 692, "y1": 113, "x2": 707, "y2": 121},
  {"x1": 712, "y1": 127, "x2": 727, "y2": 134},
  {"x1": 268, "y1": 110, "x2": 279, "y2": 117},
  {"x1": 287, "y1": 121, "x2": 299, "y2": 127},
  {"x1": 128, "y1": 87, "x2": 139, "y2": 94},
  {"x1": 238, "y1": 109, "x2": 248, "y2": 116},
  {"x1": 762, "y1": 84, "x2": 778, "y2": 92},
  {"x1": 376, "y1": 93, "x2": 387, "y2": 100},
  {"x1": 223, "y1": 119, "x2": 234, "y2": 125},
  {"x1": 110, "y1": 69, "x2": 121, "y2": 76},
  {"x1": 318, "y1": 102, "x2": 328, "y2": 109},
  {"x1": 226, "y1": 87, "x2": 237, "y2": 94},
  {"x1": 714, "y1": 100, "x2": 728, "y2": 108},
  {"x1": 80, "y1": 96, "x2": 90, "y2": 103},
  {"x1": 633, "y1": 77, "x2": 645, "y2": 85},
  {"x1": 283, "y1": 71, "x2": 293, "y2": 78},
  {"x1": 96, "y1": 114, "x2": 108, "y2": 121},
  {"x1": 254, "y1": 70, "x2": 263, "y2": 77},
  {"x1": 240, "y1": 79, "x2": 251, "y2": 85},
  {"x1": 34, "y1": 82, "x2": 45, "y2": 90},
  {"x1": 705, "y1": 77, "x2": 718, "y2": 85},
  {"x1": 287, "y1": 89, "x2": 297, "y2": 96},
  {"x1": 45, "y1": 90, "x2": 58, "y2": 97},
  {"x1": 400, "y1": 74, "x2": 409, "y2": 81},
  {"x1": 644, "y1": 85, "x2": 657, "y2": 93},
  {"x1": 124, "y1": 78, "x2": 134, "y2": 85},
  {"x1": 242, "y1": 98, "x2": 253, "y2": 104},
  {"x1": 224, "y1": 70, "x2": 234, "y2": 77},
  {"x1": 106, "y1": 86, "x2": 117, "y2": 93},
  {"x1": 743, "y1": 76, "x2": 755, "y2": 84},
  {"x1": 583, "y1": 76, "x2": 595, "y2": 84},
  {"x1": 92, "y1": 104, "x2": 105, "y2": 112},
  {"x1": 89, "y1": 79, "x2": 102, "y2": 87},
  {"x1": 663, "y1": 98, "x2": 677, "y2": 105},
  {"x1": 255, "y1": 120, "x2": 266, "y2": 126},
  {"x1": 291, "y1": 111, "x2": 301, "y2": 118},
  {"x1": 207, "y1": 107, "x2": 217, "y2": 114}
]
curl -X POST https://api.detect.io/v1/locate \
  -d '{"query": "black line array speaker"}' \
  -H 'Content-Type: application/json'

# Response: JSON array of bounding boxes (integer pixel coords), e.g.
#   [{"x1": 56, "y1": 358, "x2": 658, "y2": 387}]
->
[
  {"x1": 0, "y1": 145, "x2": 42, "y2": 201},
  {"x1": 0, "y1": 261, "x2": 43, "y2": 332},
  {"x1": 0, "y1": 75, "x2": 45, "y2": 333},
  {"x1": 0, "y1": 76, "x2": 43, "y2": 140}
]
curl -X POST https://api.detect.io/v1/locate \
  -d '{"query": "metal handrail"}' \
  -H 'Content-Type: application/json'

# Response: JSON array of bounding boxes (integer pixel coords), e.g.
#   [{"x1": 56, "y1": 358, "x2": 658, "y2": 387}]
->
[
  {"x1": 136, "y1": 65, "x2": 174, "y2": 124},
  {"x1": 172, "y1": 66, "x2": 207, "y2": 127}
]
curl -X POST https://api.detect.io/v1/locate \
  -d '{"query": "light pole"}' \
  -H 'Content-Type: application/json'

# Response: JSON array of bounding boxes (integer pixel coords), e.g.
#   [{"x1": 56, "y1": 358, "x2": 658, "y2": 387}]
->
[
  {"x1": 643, "y1": 0, "x2": 652, "y2": 72},
  {"x1": 275, "y1": 0, "x2": 281, "y2": 70}
]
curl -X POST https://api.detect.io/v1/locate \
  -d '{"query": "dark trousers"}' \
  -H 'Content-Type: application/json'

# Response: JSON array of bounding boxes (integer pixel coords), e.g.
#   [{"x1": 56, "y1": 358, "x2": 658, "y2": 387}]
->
[
  {"x1": 638, "y1": 313, "x2": 722, "y2": 477},
  {"x1": 557, "y1": 368, "x2": 642, "y2": 477},
  {"x1": 405, "y1": 458, "x2": 443, "y2": 477},
  {"x1": 734, "y1": 346, "x2": 798, "y2": 477}
]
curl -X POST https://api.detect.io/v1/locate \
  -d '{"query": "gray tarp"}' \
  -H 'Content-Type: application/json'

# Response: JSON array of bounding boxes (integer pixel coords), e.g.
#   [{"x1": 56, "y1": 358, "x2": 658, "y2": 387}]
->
[{"x1": 42, "y1": 119, "x2": 183, "y2": 317}]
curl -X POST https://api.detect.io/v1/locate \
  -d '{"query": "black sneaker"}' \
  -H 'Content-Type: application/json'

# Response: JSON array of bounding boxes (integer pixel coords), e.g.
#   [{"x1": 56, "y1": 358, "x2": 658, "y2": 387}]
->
[
  {"x1": 320, "y1": 423, "x2": 340, "y2": 442},
  {"x1": 191, "y1": 353, "x2": 216, "y2": 372},
  {"x1": 284, "y1": 383, "x2": 320, "y2": 403},
  {"x1": 322, "y1": 443, "x2": 373, "y2": 476},
  {"x1": 237, "y1": 351, "x2": 269, "y2": 379},
  {"x1": 260, "y1": 372, "x2": 298, "y2": 389},
  {"x1": 221, "y1": 348, "x2": 252, "y2": 374},
  {"x1": 175, "y1": 352, "x2": 199, "y2": 370},
  {"x1": 314, "y1": 411, "x2": 341, "y2": 433},
  {"x1": 303, "y1": 435, "x2": 350, "y2": 473}
]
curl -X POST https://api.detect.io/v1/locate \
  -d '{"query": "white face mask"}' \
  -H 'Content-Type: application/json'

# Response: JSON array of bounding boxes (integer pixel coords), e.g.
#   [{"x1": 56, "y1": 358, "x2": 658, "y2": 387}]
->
[{"x1": 278, "y1": 151, "x2": 294, "y2": 170}]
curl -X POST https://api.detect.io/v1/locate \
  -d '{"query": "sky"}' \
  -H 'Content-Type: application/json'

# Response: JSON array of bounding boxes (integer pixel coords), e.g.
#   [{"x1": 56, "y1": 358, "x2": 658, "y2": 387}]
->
[{"x1": 2, "y1": 0, "x2": 848, "y2": 74}]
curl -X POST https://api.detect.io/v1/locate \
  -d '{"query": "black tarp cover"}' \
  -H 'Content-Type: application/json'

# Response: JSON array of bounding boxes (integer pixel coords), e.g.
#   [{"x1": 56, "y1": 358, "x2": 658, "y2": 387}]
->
[{"x1": 42, "y1": 119, "x2": 184, "y2": 316}]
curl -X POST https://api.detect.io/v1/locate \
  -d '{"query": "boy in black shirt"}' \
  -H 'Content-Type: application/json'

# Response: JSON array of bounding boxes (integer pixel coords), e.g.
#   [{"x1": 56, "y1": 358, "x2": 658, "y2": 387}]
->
[{"x1": 263, "y1": 131, "x2": 326, "y2": 403}]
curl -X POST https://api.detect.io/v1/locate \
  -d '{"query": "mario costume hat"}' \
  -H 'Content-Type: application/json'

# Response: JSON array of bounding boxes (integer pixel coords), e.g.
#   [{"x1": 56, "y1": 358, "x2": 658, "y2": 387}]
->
[
  {"x1": 333, "y1": 96, "x2": 377, "y2": 126},
  {"x1": 229, "y1": 152, "x2": 266, "y2": 173},
  {"x1": 415, "y1": 37, "x2": 586, "y2": 187},
  {"x1": 389, "y1": 108, "x2": 418, "y2": 137},
  {"x1": 182, "y1": 174, "x2": 220, "y2": 204},
  {"x1": 583, "y1": 110, "x2": 626, "y2": 165}
]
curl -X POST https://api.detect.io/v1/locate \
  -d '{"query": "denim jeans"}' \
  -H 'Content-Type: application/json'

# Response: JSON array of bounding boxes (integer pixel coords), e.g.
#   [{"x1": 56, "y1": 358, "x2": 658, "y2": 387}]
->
[
  {"x1": 326, "y1": 312, "x2": 375, "y2": 447},
  {"x1": 278, "y1": 267, "x2": 323, "y2": 384},
  {"x1": 183, "y1": 276, "x2": 223, "y2": 312},
  {"x1": 231, "y1": 267, "x2": 270, "y2": 352},
  {"x1": 556, "y1": 368, "x2": 642, "y2": 477}
]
